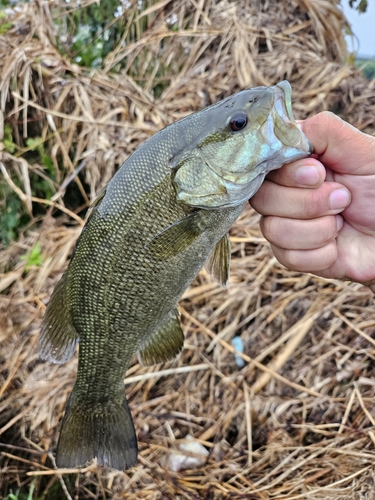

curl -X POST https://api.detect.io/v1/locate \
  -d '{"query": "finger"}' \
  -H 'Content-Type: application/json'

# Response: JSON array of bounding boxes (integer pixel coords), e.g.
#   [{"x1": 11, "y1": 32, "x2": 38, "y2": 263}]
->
[
  {"x1": 260, "y1": 215, "x2": 343, "y2": 250},
  {"x1": 300, "y1": 112, "x2": 375, "y2": 175},
  {"x1": 250, "y1": 181, "x2": 351, "y2": 219},
  {"x1": 266, "y1": 158, "x2": 326, "y2": 188},
  {"x1": 270, "y1": 240, "x2": 338, "y2": 273}
]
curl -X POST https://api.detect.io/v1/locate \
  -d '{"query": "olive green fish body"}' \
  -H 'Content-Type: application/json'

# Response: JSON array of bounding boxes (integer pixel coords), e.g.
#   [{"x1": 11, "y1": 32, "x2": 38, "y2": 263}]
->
[
  {"x1": 40, "y1": 81, "x2": 312, "y2": 470},
  {"x1": 68, "y1": 184, "x2": 242, "y2": 396}
]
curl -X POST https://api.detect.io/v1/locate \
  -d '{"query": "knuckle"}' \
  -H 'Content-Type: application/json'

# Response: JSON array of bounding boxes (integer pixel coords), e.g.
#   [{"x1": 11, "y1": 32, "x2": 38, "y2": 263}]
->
[
  {"x1": 260, "y1": 216, "x2": 277, "y2": 242},
  {"x1": 312, "y1": 242, "x2": 338, "y2": 271},
  {"x1": 283, "y1": 249, "x2": 304, "y2": 270},
  {"x1": 278, "y1": 241, "x2": 337, "y2": 273},
  {"x1": 319, "y1": 216, "x2": 338, "y2": 245},
  {"x1": 303, "y1": 189, "x2": 325, "y2": 218},
  {"x1": 312, "y1": 111, "x2": 338, "y2": 128},
  {"x1": 264, "y1": 216, "x2": 290, "y2": 247},
  {"x1": 249, "y1": 188, "x2": 266, "y2": 213},
  {"x1": 271, "y1": 245, "x2": 302, "y2": 270},
  {"x1": 318, "y1": 110, "x2": 336, "y2": 121}
]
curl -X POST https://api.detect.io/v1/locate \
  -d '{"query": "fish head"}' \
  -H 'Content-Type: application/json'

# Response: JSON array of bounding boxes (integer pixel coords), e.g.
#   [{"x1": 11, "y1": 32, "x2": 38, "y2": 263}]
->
[{"x1": 172, "y1": 81, "x2": 312, "y2": 208}]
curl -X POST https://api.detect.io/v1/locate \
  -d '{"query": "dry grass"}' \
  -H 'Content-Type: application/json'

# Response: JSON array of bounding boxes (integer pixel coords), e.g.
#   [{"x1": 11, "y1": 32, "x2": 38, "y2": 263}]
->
[{"x1": 1, "y1": 0, "x2": 375, "y2": 498}]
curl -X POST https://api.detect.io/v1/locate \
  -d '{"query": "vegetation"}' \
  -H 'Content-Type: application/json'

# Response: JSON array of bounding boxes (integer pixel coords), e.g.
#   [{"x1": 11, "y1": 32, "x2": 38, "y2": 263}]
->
[
  {"x1": 56, "y1": 0, "x2": 129, "y2": 68},
  {"x1": 0, "y1": 0, "x2": 182, "y2": 246},
  {"x1": 4, "y1": 479, "x2": 36, "y2": 500},
  {"x1": 356, "y1": 58, "x2": 375, "y2": 80},
  {"x1": 1, "y1": 0, "x2": 373, "y2": 247},
  {"x1": 349, "y1": 0, "x2": 368, "y2": 12},
  {"x1": 1, "y1": 129, "x2": 55, "y2": 245},
  {"x1": 1, "y1": 0, "x2": 375, "y2": 499}
]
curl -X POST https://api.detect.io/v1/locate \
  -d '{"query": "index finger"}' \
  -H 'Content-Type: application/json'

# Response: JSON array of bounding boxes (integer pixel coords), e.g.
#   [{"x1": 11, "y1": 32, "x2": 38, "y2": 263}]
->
[{"x1": 266, "y1": 157, "x2": 326, "y2": 188}]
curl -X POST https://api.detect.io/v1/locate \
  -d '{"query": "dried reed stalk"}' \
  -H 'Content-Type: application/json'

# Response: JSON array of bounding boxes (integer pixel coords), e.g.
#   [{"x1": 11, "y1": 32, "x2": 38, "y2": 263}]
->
[{"x1": 1, "y1": 0, "x2": 375, "y2": 498}]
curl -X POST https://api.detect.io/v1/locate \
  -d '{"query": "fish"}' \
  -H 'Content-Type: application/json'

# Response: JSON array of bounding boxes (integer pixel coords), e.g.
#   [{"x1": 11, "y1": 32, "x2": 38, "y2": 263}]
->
[{"x1": 40, "y1": 81, "x2": 312, "y2": 470}]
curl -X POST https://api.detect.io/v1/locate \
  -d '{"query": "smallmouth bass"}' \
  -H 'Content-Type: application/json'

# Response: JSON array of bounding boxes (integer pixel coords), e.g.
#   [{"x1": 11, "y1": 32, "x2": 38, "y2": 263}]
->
[{"x1": 40, "y1": 81, "x2": 311, "y2": 470}]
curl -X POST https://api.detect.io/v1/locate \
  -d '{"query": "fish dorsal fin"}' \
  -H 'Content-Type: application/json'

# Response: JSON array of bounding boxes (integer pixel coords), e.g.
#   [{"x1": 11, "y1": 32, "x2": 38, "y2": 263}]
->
[
  {"x1": 138, "y1": 309, "x2": 184, "y2": 366},
  {"x1": 205, "y1": 233, "x2": 231, "y2": 288},
  {"x1": 148, "y1": 211, "x2": 205, "y2": 259},
  {"x1": 40, "y1": 274, "x2": 80, "y2": 364}
]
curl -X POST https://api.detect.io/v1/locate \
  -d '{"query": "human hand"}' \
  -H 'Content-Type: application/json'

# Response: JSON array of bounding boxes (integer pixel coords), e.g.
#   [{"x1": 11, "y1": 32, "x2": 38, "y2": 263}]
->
[{"x1": 250, "y1": 111, "x2": 375, "y2": 290}]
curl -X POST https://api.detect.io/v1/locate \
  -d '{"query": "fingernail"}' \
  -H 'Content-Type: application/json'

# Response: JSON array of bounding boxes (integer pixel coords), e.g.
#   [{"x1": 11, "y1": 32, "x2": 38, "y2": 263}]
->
[
  {"x1": 336, "y1": 214, "x2": 344, "y2": 231},
  {"x1": 329, "y1": 189, "x2": 351, "y2": 210},
  {"x1": 295, "y1": 166, "x2": 320, "y2": 186}
]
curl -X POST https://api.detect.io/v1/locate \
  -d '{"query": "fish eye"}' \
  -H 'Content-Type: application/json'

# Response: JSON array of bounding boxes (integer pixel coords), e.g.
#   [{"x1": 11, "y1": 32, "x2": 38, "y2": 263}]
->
[{"x1": 229, "y1": 113, "x2": 248, "y2": 132}]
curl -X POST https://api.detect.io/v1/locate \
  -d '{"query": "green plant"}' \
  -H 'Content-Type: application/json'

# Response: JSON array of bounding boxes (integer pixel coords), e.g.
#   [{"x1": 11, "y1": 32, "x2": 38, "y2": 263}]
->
[
  {"x1": 0, "y1": 190, "x2": 23, "y2": 246},
  {"x1": 1, "y1": 135, "x2": 56, "y2": 246},
  {"x1": 4, "y1": 479, "x2": 37, "y2": 500},
  {"x1": 355, "y1": 58, "x2": 375, "y2": 80},
  {"x1": 55, "y1": 0, "x2": 130, "y2": 68},
  {"x1": 349, "y1": 0, "x2": 368, "y2": 13},
  {"x1": 363, "y1": 62, "x2": 375, "y2": 80},
  {"x1": 54, "y1": 0, "x2": 179, "y2": 83},
  {"x1": 0, "y1": 10, "x2": 12, "y2": 34},
  {"x1": 25, "y1": 137, "x2": 56, "y2": 200},
  {"x1": 20, "y1": 242, "x2": 43, "y2": 270},
  {"x1": 3, "y1": 123, "x2": 16, "y2": 154}
]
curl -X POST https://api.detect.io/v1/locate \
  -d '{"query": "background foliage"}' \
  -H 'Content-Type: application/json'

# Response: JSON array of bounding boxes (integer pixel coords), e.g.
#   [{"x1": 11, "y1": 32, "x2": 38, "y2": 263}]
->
[{"x1": 1, "y1": 1, "x2": 375, "y2": 499}]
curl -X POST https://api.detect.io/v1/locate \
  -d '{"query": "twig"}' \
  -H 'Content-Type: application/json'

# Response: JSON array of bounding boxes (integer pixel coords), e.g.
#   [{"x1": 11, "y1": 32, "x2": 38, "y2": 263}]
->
[
  {"x1": 180, "y1": 307, "x2": 323, "y2": 398},
  {"x1": 124, "y1": 363, "x2": 210, "y2": 385}
]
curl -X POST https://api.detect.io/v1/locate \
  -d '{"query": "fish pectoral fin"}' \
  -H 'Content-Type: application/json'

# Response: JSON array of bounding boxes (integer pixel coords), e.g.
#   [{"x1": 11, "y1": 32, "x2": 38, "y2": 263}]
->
[
  {"x1": 138, "y1": 309, "x2": 184, "y2": 366},
  {"x1": 57, "y1": 389, "x2": 138, "y2": 470},
  {"x1": 40, "y1": 274, "x2": 79, "y2": 364},
  {"x1": 148, "y1": 211, "x2": 205, "y2": 259},
  {"x1": 204, "y1": 232, "x2": 231, "y2": 288}
]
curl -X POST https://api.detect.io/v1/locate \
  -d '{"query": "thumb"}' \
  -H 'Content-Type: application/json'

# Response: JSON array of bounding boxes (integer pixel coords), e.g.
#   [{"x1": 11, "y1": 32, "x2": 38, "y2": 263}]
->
[{"x1": 300, "y1": 111, "x2": 375, "y2": 175}]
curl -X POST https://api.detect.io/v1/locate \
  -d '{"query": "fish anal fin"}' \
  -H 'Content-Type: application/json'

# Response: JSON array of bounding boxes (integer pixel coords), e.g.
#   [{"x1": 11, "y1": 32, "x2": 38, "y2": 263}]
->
[
  {"x1": 40, "y1": 274, "x2": 79, "y2": 364},
  {"x1": 148, "y1": 211, "x2": 204, "y2": 259},
  {"x1": 56, "y1": 389, "x2": 138, "y2": 470},
  {"x1": 138, "y1": 309, "x2": 184, "y2": 366},
  {"x1": 205, "y1": 232, "x2": 231, "y2": 288}
]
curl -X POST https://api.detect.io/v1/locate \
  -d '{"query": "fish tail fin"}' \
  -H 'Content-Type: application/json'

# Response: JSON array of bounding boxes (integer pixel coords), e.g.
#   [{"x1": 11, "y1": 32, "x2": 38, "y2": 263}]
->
[{"x1": 56, "y1": 389, "x2": 138, "y2": 470}]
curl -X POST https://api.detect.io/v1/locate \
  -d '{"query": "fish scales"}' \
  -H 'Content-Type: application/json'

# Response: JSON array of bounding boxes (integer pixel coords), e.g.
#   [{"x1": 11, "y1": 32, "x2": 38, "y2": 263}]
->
[
  {"x1": 40, "y1": 81, "x2": 312, "y2": 470},
  {"x1": 71, "y1": 181, "x2": 240, "y2": 395}
]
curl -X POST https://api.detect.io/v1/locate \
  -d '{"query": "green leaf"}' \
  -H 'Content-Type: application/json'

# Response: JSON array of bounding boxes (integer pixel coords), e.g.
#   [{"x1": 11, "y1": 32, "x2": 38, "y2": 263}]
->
[
  {"x1": 0, "y1": 20, "x2": 11, "y2": 34},
  {"x1": 0, "y1": 194, "x2": 21, "y2": 246},
  {"x1": 3, "y1": 138, "x2": 15, "y2": 153},
  {"x1": 21, "y1": 242, "x2": 43, "y2": 270},
  {"x1": 42, "y1": 154, "x2": 54, "y2": 173},
  {"x1": 25, "y1": 137, "x2": 44, "y2": 151},
  {"x1": 3, "y1": 493, "x2": 19, "y2": 500},
  {"x1": 349, "y1": 0, "x2": 368, "y2": 13},
  {"x1": 3, "y1": 123, "x2": 16, "y2": 153}
]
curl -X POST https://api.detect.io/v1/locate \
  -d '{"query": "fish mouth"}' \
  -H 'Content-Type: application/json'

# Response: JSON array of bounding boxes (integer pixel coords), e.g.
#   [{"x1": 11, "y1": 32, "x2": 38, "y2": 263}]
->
[
  {"x1": 272, "y1": 81, "x2": 313, "y2": 153},
  {"x1": 275, "y1": 81, "x2": 295, "y2": 122}
]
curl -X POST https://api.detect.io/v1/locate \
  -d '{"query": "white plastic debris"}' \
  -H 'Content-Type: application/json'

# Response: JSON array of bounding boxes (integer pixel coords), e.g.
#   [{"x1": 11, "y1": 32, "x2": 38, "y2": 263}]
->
[
  {"x1": 231, "y1": 336, "x2": 245, "y2": 368},
  {"x1": 166, "y1": 434, "x2": 209, "y2": 472}
]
